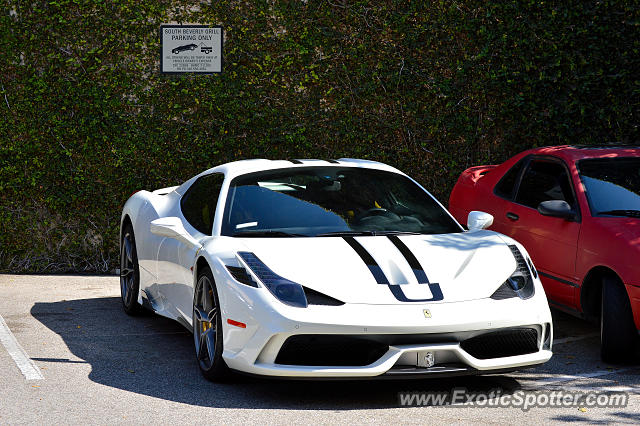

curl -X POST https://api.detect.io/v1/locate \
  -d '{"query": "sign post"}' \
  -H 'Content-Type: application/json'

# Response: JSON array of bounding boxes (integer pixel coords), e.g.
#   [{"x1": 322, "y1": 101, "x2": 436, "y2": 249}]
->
[{"x1": 160, "y1": 25, "x2": 223, "y2": 74}]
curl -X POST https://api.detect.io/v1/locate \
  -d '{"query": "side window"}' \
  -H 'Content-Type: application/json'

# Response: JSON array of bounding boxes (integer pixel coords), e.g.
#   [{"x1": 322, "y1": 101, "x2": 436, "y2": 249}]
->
[
  {"x1": 181, "y1": 173, "x2": 225, "y2": 235},
  {"x1": 495, "y1": 159, "x2": 525, "y2": 199},
  {"x1": 515, "y1": 160, "x2": 575, "y2": 209}
]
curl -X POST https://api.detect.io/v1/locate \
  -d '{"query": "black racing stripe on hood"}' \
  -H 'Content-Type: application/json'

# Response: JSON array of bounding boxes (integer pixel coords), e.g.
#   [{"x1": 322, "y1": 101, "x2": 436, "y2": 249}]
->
[
  {"x1": 387, "y1": 235, "x2": 429, "y2": 284},
  {"x1": 288, "y1": 159, "x2": 303, "y2": 164},
  {"x1": 387, "y1": 283, "x2": 444, "y2": 302},
  {"x1": 342, "y1": 237, "x2": 389, "y2": 284},
  {"x1": 342, "y1": 236, "x2": 444, "y2": 302}
]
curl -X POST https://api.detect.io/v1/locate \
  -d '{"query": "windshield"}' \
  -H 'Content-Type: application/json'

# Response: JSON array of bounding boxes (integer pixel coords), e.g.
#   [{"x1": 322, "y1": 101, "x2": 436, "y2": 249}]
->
[
  {"x1": 578, "y1": 157, "x2": 640, "y2": 216},
  {"x1": 221, "y1": 167, "x2": 461, "y2": 237}
]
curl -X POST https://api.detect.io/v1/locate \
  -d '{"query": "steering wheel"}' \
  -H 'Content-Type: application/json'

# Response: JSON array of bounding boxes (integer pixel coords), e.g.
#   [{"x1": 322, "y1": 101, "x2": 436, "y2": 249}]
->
[{"x1": 354, "y1": 207, "x2": 390, "y2": 222}]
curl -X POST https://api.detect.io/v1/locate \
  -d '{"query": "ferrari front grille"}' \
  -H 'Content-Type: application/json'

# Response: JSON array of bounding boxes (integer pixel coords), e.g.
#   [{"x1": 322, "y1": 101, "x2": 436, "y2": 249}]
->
[
  {"x1": 460, "y1": 327, "x2": 539, "y2": 359},
  {"x1": 275, "y1": 335, "x2": 388, "y2": 366}
]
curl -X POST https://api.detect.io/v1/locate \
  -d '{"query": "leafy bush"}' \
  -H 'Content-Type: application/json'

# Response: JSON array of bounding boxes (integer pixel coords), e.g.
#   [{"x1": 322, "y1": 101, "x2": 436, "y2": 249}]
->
[{"x1": 1, "y1": 0, "x2": 638, "y2": 272}]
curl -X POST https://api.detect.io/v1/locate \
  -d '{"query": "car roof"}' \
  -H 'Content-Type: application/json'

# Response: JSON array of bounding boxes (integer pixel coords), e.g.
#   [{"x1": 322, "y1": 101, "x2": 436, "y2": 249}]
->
[
  {"x1": 175, "y1": 158, "x2": 405, "y2": 195},
  {"x1": 518, "y1": 145, "x2": 640, "y2": 163}
]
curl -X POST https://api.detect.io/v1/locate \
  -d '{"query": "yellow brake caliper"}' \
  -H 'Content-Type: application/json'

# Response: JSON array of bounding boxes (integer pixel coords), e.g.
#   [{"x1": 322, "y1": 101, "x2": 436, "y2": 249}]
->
[{"x1": 201, "y1": 289, "x2": 214, "y2": 332}]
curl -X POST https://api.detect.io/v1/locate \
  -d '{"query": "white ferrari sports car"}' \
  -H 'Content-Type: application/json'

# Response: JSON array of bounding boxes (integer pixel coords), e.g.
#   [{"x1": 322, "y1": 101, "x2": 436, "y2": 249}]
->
[{"x1": 120, "y1": 158, "x2": 553, "y2": 381}]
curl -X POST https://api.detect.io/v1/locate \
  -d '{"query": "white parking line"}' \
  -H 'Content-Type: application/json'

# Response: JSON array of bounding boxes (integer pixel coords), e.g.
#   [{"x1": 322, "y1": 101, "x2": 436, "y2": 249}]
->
[
  {"x1": 0, "y1": 314, "x2": 43, "y2": 381},
  {"x1": 524, "y1": 382, "x2": 640, "y2": 395},
  {"x1": 534, "y1": 367, "x2": 635, "y2": 386},
  {"x1": 553, "y1": 332, "x2": 599, "y2": 345}
]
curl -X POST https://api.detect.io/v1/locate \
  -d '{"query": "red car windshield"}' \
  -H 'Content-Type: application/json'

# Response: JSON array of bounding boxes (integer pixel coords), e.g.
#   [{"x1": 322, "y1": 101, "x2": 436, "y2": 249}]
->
[{"x1": 578, "y1": 157, "x2": 640, "y2": 217}]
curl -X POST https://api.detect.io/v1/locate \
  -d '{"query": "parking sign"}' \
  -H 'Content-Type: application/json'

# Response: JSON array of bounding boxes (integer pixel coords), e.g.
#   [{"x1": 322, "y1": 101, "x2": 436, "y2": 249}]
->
[{"x1": 160, "y1": 25, "x2": 223, "y2": 74}]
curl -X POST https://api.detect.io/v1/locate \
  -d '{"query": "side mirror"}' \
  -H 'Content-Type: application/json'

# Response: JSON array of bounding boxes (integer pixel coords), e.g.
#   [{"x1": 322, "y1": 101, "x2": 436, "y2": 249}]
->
[
  {"x1": 150, "y1": 217, "x2": 201, "y2": 247},
  {"x1": 467, "y1": 211, "x2": 494, "y2": 231},
  {"x1": 537, "y1": 200, "x2": 576, "y2": 221}
]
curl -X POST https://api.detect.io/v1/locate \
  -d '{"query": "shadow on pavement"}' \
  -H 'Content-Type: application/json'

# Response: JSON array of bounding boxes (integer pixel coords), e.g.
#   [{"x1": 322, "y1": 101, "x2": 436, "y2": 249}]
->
[
  {"x1": 31, "y1": 296, "x2": 638, "y2": 413},
  {"x1": 31, "y1": 296, "x2": 531, "y2": 409},
  {"x1": 551, "y1": 411, "x2": 640, "y2": 424}
]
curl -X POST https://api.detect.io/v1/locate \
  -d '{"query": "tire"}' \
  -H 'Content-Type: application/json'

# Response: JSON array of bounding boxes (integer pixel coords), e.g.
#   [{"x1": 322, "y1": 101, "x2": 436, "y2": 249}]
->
[
  {"x1": 193, "y1": 266, "x2": 231, "y2": 381},
  {"x1": 601, "y1": 275, "x2": 637, "y2": 363},
  {"x1": 120, "y1": 223, "x2": 143, "y2": 316}
]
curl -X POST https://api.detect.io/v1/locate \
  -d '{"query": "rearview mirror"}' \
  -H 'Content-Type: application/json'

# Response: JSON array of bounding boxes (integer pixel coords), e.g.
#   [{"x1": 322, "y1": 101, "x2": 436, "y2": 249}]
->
[
  {"x1": 150, "y1": 217, "x2": 201, "y2": 247},
  {"x1": 537, "y1": 200, "x2": 576, "y2": 221},
  {"x1": 467, "y1": 211, "x2": 494, "y2": 231}
]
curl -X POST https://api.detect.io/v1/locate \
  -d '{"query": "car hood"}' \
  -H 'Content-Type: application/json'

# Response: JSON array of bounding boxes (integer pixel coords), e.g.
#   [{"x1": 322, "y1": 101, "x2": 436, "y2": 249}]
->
[
  {"x1": 231, "y1": 230, "x2": 517, "y2": 304},
  {"x1": 595, "y1": 216, "x2": 640, "y2": 240}
]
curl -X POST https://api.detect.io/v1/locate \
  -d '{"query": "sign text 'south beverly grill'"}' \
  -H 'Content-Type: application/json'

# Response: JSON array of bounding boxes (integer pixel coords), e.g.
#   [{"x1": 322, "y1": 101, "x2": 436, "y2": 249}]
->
[{"x1": 160, "y1": 25, "x2": 223, "y2": 73}]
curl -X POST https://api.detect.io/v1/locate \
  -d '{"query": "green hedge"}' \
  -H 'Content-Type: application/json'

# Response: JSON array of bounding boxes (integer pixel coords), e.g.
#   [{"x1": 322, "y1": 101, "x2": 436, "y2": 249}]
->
[{"x1": 1, "y1": 0, "x2": 638, "y2": 272}]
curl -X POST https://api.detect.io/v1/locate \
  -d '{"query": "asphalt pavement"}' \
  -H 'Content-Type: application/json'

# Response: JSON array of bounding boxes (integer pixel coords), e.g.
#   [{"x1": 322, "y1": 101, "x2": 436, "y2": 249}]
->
[{"x1": 1, "y1": 274, "x2": 639, "y2": 424}]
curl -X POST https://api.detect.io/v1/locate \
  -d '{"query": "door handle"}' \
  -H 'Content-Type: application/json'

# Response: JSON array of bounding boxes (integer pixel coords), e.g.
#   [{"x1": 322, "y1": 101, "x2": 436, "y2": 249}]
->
[{"x1": 506, "y1": 212, "x2": 519, "y2": 221}]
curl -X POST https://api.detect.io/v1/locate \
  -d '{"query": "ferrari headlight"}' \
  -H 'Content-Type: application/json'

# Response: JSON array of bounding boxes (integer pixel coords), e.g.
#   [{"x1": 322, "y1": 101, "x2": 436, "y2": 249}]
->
[
  {"x1": 491, "y1": 245, "x2": 535, "y2": 300},
  {"x1": 237, "y1": 251, "x2": 308, "y2": 308}
]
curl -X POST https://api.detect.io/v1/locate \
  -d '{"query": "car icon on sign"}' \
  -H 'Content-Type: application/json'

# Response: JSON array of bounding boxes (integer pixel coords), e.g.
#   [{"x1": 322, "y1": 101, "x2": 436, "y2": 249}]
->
[{"x1": 172, "y1": 43, "x2": 198, "y2": 54}]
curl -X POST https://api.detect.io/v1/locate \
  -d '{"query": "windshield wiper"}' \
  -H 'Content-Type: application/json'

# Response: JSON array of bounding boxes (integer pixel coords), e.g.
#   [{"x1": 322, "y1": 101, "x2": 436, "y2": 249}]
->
[
  {"x1": 597, "y1": 209, "x2": 640, "y2": 218},
  {"x1": 232, "y1": 230, "x2": 306, "y2": 238},
  {"x1": 315, "y1": 231, "x2": 375, "y2": 237},
  {"x1": 316, "y1": 230, "x2": 422, "y2": 237},
  {"x1": 371, "y1": 230, "x2": 422, "y2": 236},
  {"x1": 598, "y1": 209, "x2": 640, "y2": 217}
]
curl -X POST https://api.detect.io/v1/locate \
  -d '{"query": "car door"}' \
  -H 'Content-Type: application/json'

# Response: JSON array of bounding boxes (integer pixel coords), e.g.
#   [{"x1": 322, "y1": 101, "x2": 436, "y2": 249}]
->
[
  {"x1": 498, "y1": 157, "x2": 580, "y2": 307},
  {"x1": 487, "y1": 157, "x2": 528, "y2": 235},
  {"x1": 155, "y1": 173, "x2": 225, "y2": 320}
]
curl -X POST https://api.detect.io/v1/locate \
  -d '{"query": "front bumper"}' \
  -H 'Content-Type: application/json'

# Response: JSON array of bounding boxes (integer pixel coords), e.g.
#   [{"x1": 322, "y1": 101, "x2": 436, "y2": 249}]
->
[
  {"x1": 248, "y1": 343, "x2": 552, "y2": 378},
  {"x1": 218, "y1": 280, "x2": 553, "y2": 378}
]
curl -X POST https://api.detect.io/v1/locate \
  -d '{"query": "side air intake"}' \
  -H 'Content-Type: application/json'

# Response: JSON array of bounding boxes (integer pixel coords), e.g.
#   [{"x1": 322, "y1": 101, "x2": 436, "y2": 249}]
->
[
  {"x1": 226, "y1": 265, "x2": 258, "y2": 287},
  {"x1": 303, "y1": 287, "x2": 345, "y2": 306}
]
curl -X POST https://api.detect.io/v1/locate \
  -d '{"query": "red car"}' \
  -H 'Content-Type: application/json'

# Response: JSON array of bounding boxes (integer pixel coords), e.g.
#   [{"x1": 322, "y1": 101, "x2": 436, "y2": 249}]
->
[{"x1": 449, "y1": 145, "x2": 640, "y2": 362}]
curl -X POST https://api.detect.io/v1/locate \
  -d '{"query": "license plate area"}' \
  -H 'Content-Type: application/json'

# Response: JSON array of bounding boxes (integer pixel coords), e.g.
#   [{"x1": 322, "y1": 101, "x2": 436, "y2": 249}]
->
[{"x1": 417, "y1": 351, "x2": 435, "y2": 367}]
